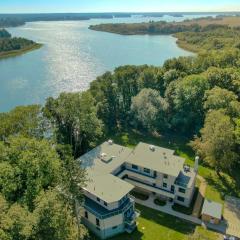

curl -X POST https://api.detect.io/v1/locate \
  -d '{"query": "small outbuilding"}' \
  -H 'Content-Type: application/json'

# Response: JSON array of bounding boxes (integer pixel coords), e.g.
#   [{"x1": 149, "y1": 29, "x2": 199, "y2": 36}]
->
[{"x1": 201, "y1": 199, "x2": 222, "y2": 224}]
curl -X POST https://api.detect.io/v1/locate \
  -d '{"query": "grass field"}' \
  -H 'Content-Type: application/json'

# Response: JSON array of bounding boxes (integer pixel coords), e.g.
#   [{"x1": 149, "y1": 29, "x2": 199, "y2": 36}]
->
[
  {"x1": 180, "y1": 16, "x2": 240, "y2": 27},
  {"x1": 90, "y1": 204, "x2": 221, "y2": 240},
  {"x1": 110, "y1": 130, "x2": 240, "y2": 204}
]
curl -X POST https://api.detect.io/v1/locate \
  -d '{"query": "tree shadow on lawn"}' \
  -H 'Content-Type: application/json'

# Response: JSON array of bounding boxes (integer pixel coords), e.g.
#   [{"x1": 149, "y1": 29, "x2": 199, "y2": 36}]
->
[
  {"x1": 89, "y1": 204, "x2": 196, "y2": 240},
  {"x1": 136, "y1": 204, "x2": 196, "y2": 235},
  {"x1": 205, "y1": 171, "x2": 240, "y2": 201}
]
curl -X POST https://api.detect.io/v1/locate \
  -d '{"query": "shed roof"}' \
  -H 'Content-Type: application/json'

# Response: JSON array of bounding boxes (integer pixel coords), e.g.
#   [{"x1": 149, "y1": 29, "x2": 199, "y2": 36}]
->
[{"x1": 202, "y1": 199, "x2": 222, "y2": 220}]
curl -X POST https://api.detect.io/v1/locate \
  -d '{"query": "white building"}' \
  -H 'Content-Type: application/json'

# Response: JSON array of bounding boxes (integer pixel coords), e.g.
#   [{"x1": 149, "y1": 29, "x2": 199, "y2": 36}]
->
[{"x1": 79, "y1": 141, "x2": 197, "y2": 239}]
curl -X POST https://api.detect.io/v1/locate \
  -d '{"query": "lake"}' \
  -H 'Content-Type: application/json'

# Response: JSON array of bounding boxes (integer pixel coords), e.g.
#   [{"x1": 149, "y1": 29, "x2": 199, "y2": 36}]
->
[{"x1": 0, "y1": 15, "x2": 213, "y2": 112}]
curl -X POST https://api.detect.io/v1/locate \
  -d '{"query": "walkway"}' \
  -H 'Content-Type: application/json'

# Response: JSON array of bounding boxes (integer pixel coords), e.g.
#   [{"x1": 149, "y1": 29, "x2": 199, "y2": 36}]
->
[
  {"x1": 133, "y1": 194, "x2": 202, "y2": 225},
  {"x1": 192, "y1": 175, "x2": 207, "y2": 217},
  {"x1": 133, "y1": 193, "x2": 227, "y2": 234}
]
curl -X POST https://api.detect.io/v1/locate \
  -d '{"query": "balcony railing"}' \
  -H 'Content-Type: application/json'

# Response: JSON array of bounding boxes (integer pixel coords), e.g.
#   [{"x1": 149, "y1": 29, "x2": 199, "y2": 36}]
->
[{"x1": 84, "y1": 197, "x2": 134, "y2": 220}]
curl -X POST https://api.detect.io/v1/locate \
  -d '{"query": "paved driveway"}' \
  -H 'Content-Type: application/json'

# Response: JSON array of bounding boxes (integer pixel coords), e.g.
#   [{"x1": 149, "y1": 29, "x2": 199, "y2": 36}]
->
[{"x1": 224, "y1": 196, "x2": 240, "y2": 238}]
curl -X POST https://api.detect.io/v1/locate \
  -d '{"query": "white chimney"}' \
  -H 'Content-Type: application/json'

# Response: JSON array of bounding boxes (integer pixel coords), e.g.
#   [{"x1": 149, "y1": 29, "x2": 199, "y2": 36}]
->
[{"x1": 194, "y1": 156, "x2": 199, "y2": 172}]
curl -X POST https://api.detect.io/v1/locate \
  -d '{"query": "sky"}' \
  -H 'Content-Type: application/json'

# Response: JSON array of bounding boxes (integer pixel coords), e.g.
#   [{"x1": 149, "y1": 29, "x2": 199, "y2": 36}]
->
[{"x1": 1, "y1": 0, "x2": 240, "y2": 14}]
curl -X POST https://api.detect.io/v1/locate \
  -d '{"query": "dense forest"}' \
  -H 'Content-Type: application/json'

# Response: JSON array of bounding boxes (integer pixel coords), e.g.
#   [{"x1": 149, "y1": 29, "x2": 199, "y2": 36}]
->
[
  {"x1": 1, "y1": 18, "x2": 240, "y2": 239},
  {"x1": 0, "y1": 29, "x2": 41, "y2": 58}
]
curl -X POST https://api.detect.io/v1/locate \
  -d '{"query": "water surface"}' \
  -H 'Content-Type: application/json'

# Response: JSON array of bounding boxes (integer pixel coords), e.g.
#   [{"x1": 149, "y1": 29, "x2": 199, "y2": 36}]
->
[{"x1": 0, "y1": 15, "x2": 211, "y2": 111}]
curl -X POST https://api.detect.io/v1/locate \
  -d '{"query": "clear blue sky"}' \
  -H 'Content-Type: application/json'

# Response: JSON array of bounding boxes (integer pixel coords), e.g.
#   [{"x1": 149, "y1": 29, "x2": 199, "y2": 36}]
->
[{"x1": 1, "y1": 0, "x2": 240, "y2": 14}]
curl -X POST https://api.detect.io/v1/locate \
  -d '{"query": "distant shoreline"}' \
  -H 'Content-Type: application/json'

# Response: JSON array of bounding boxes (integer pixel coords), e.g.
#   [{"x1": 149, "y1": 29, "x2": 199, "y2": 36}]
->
[
  {"x1": 1, "y1": 12, "x2": 239, "y2": 28},
  {"x1": 0, "y1": 43, "x2": 43, "y2": 60},
  {"x1": 89, "y1": 16, "x2": 240, "y2": 53}
]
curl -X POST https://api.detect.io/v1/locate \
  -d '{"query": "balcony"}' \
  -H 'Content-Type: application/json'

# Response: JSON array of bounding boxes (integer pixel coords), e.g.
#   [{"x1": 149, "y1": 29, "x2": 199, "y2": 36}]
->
[
  {"x1": 125, "y1": 222, "x2": 137, "y2": 233},
  {"x1": 124, "y1": 210, "x2": 138, "y2": 234},
  {"x1": 84, "y1": 196, "x2": 134, "y2": 220},
  {"x1": 124, "y1": 209, "x2": 140, "y2": 225}
]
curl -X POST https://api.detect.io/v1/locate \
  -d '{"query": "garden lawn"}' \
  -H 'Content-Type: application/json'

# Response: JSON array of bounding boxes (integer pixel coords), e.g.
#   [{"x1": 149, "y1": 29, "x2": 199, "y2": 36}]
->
[{"x1": 89, "y1": 204, "x2": 221, "y2": 240}]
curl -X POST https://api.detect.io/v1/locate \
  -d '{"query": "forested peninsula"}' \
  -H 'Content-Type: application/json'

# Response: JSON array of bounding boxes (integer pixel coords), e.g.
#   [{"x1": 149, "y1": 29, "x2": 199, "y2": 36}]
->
[
  {"x1": 0, "y1": 29, "x2": 42, "y2": 59},
  {"x1": 89, "y1": 16, "x2": 240, "y2": 52}
]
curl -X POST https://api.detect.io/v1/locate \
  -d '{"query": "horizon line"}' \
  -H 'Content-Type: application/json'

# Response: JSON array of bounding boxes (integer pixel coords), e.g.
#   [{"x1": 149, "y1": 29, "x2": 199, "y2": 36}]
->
[{"x1": 1, "y1": 10, "x2": 240, "y2": 15}]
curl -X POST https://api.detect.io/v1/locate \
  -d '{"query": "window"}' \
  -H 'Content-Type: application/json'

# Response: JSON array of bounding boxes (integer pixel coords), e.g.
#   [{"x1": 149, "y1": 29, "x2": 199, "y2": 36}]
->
[
  {"x1": 104, "y1": 201, "x2": 108, "y2": 206},
  {"x1": 163, "y1": 174, "x2": 168, "y2": 179},
  {"x1": 96, "y1": 218, "x2": 100, "y2": 226},
  {"x1": 177, "y1": 196, "x2": 185, "y2": 202},
  {"x1": 132, "y1": 164, "x2": 138, "y2": 170},
  {"x1": 96, "y1": 197, "x2": 100, "y2": 202},
  {"x1": 154, "y1": 171, "x2": 157, "y2": 178},
  {"x1": 163, "y1": 182, "x2": 167, "y2": 188},
  {"x1": 112, "y1": 226, "x2": 118, "y2": 229},
  {"x1": 171, "y1": 185, "x2": 175, "y2": 193},
  {"x1": 143, "y1": 168, "x2": 150, "y2": 174},
  {"x1": 84, "y1": 211, "x2": 88, "y2": 219},
  {"x1": 179, "y1": 187, "x2": 186, "y2": 193}
]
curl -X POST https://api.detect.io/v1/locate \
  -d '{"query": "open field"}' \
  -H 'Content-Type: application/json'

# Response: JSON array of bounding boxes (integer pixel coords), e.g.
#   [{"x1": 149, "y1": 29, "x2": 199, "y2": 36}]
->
[
  {"x1": 89, "y1": 204, "x2": 221, "y2": 240},
  {"x1": 181, "y1": 16, "x2": 240, "y2": 27}
]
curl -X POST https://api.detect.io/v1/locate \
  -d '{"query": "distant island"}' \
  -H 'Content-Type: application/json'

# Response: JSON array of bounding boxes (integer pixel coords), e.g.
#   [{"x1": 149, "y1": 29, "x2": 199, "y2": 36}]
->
[
  {"x1": 0, "y1": 12, "x2": 239, "y2": 27},
  {"x1": 0, "y1": 29, "x2": 42, "y2": 59},
  {"x1": 89, "y1": 16, "x2": 240, "y2": 52}
]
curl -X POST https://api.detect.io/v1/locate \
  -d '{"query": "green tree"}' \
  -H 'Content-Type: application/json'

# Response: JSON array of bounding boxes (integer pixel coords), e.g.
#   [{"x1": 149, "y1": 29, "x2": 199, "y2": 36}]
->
[
  {"x1": 44, "y1": 92, "x2": 103, "y2": 157},
  {"x1": 0, "y1": 105, "x2": 45, "y2": 140},
  {"x1": 235, "y1": 118, "x2": 240, "y2": 145},
  {"x1": 204, "y1": 87, "x2": 240, "y2": 118},
  {"x1": 0, "y1": 136, "x2": 61, "y2": 209},
  {"x1": 33, "y1": 190, "x2": 87, "y2": 240},
  {"x1": 191, "y1": 110, "x2": 237, "y2": 174},
  {"x1": 204, "y1": 67, "x2": 240, "y2": 95},
  {"x1": 0, "y1": 202, "x2": 35, "y2": 240},
  {"x1": 131, "y1": 88, "x2": 169, "y2": 132},
  {"x1": 167, "y1": 74, "x2": 209, "y2": 134}
]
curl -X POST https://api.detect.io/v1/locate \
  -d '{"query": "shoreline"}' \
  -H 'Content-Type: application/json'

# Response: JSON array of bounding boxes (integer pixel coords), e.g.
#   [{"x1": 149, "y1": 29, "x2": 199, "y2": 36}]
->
[
  {"x1": 89, "y1": 26, "x2": 198, "y2": 53},
  {"x1": 0, "y1": 43, "x2": 43, "y2": 60}
]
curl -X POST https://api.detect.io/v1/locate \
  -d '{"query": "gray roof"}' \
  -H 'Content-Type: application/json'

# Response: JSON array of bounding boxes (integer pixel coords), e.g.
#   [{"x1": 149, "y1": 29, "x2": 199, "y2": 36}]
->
[
  {"x1": 79, "y1": 141, "x2": 188, "y2": 203},
  {"x1": 202, "y1": 199, "x2": 222, "y2": 219},
  {"x1": 126, "y1": 142, "x2": 185, "y2": 177},
  {"x1": 83, "y1": 174, "x2": 133, "y2": 203},
  {"x1": 80, "y1": 141, "x2": 132, "y2": 176},
  {"x1": 79, "y1": 142, "x2": 134, "y2": 203}
]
